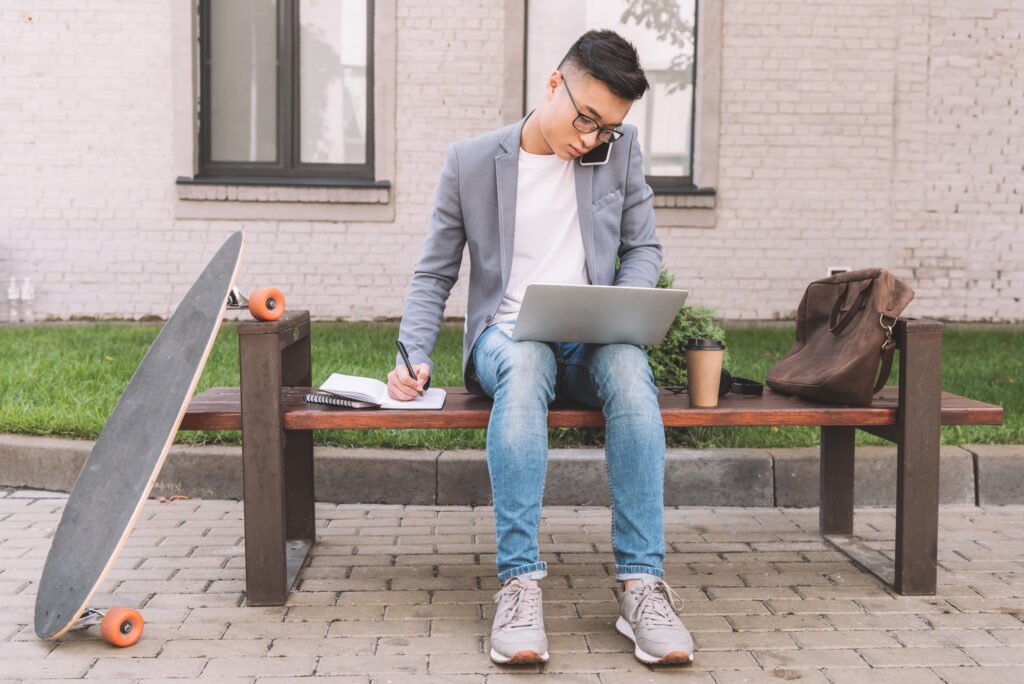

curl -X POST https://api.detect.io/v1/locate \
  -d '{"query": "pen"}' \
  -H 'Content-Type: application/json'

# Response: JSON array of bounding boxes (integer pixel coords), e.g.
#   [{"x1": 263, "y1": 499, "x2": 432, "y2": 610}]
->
[{"x1": 395, "y1": 340, "x2": 424, "y2": 396}]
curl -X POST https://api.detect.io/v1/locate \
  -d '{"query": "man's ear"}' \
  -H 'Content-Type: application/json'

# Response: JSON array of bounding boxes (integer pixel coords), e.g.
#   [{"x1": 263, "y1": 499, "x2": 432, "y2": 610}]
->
[{"x1": 543, "y1": 70, "x2": 561, "y2": 102}]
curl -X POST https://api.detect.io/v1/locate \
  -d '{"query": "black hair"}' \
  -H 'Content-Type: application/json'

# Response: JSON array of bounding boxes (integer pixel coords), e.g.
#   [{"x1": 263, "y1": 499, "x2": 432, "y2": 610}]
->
[{"x1": 557, "y1": 29, "x2": 649, "y2": 101}]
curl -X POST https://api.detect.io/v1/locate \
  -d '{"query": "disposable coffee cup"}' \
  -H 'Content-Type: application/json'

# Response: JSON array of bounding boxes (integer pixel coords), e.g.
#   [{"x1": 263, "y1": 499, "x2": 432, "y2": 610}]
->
[{"x1": 685, "y1": 338, "x2": 726, "y2": 408}]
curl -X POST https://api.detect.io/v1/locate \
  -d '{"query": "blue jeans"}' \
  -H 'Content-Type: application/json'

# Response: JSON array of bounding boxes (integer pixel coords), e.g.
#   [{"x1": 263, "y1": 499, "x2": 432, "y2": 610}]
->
[{"x1": 471, "y1": 322, "x2": 666, "y2": 583}]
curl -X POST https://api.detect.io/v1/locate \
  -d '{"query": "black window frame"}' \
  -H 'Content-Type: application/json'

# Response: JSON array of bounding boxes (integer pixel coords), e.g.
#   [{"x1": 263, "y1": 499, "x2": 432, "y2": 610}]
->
[
  {"x1": 633, "y1": 1, "x2": 698, "y2": 194},
  {"x1": 196, "y1": 0, "x2": 375, "y2": 184}
]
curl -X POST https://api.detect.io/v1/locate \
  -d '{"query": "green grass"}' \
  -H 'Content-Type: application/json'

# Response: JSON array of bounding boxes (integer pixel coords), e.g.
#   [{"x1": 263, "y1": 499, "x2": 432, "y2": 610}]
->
[{"x1": 0, "y1": 322, "x2": 1017, "y2": 449}]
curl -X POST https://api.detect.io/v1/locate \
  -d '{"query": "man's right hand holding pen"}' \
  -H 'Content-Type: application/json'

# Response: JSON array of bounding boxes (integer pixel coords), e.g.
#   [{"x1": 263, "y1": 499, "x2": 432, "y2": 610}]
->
[
  {"x1": 387, "y1": 340, "x2": 431, "y2": 401},
  {"x1": 387, "y1": 362, "x2": 430, "y2": 401}
]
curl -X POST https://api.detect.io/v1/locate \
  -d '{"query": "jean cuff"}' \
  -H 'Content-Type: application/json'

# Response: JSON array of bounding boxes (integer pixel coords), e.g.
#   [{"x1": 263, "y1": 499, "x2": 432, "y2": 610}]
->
[
  {"x1": 498, "y1": 562, "x2": 547, "y2": 583},
  {"x1": 615, "y1": 565, "x2": 664, "y2": 581}
]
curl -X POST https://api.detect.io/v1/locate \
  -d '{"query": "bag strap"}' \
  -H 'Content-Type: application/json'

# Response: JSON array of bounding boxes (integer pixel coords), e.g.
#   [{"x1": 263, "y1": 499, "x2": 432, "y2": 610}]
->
[
  {"x1": 873, "y1": 314, "x2": 899, "y2": 393},
  {"x1": 874, "y1": 346, "x2": 895, "y2": 393},
  {"x1": 829, "y1": 279, "x2": 874, "y2": 335}
]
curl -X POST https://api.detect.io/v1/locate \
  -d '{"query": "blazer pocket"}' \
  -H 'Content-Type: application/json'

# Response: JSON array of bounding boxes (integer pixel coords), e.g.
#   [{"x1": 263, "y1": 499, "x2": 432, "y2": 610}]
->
[{"x1": 591, "y1": 188, "x2": 624, "y2": 214}]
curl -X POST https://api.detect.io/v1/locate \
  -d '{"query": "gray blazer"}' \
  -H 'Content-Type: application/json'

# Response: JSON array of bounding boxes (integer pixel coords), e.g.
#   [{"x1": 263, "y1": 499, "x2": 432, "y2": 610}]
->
[{"x1": 397, "y1": 113, "x2": 663, "y2": 395}]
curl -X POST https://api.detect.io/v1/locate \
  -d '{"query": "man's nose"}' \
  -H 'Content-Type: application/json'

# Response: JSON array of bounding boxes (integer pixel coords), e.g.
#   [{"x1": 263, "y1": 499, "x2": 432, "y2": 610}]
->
[{"x1": 579, "y1": 129, "x2": 601, "y2": 150}]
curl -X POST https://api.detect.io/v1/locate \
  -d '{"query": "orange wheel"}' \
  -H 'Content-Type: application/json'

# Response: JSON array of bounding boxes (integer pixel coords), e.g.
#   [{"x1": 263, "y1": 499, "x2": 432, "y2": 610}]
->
[
  {"x1": 249, "y1": 287, "x2": 285, "y2": 321},
  {"x1": 99, "y1": 607, "x2": 143, "y2": 647}
]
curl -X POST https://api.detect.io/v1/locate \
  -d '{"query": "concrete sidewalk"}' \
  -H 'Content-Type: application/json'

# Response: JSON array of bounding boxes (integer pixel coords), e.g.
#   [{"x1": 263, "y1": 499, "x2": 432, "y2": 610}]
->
[{"x1": 2, "y1": 488, "x2": 1023, "y2": 682}]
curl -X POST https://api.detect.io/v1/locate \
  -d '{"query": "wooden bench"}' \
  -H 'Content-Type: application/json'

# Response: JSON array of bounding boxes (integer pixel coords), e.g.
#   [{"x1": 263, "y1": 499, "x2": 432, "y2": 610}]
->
[{"x1": 180, "y1": 310, "x2": 1003, "y2": 605}]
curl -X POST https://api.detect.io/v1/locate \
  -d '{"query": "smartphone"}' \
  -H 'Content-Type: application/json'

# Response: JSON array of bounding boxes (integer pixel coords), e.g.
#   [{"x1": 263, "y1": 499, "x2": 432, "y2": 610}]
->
[{"x1": 579, "y1": 141, "x2": 612, "y2": 166}]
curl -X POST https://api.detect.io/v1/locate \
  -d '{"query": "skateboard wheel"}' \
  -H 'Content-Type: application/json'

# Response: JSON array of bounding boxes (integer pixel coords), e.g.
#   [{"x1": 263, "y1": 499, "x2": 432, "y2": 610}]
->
[
  {"x1": 99, "y1": 607, "x2": 143, "y2": 647},
  {"x1": 249, "y1": 287, "x2": 285, "y2": 321}
]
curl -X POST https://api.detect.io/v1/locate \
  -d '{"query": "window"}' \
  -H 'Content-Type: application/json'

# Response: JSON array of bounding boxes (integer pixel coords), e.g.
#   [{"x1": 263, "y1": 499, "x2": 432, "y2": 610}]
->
[
  {"x1": 526, "y1": 0, "x2": 697, "y2": 190},
  {"x1": 198, "y1": 0, "x2": 374, "y2": 184}
]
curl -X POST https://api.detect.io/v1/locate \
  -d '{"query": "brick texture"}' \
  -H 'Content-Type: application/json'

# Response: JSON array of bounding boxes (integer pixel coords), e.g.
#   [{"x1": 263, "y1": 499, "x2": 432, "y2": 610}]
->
[{"x1": 0, "y1": 1, "x2": 1020, "y2": 322}]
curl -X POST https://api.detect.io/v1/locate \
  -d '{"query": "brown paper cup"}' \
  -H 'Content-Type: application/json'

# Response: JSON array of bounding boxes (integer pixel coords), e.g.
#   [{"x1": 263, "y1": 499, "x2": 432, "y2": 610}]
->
[{"x1": 686, "y1": 346, "x2": 725, "y2": 408}]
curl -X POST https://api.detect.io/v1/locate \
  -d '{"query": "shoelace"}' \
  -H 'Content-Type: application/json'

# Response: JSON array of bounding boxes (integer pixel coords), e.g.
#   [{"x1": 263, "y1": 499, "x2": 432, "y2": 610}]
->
[
  {"x1": 628, "y1": 579, "x2": 684, "y2": 629},
  {"x1": 492, "y1": 578, "x2": 541, "y2": 630}
]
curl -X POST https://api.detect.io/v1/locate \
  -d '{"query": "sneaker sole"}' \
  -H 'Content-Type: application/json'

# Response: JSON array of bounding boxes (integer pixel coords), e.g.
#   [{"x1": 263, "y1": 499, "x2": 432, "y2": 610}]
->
[
  {"x1": 615, "y1": 616, "x2": 694, "y2": 665},
  {"x1": 489, "y1": 648, "x2": 550, "y2": 665}
]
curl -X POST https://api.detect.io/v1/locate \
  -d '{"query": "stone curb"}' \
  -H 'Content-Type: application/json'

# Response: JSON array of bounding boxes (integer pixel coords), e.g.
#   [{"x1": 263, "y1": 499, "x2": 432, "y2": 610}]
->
[{"x1": 1, "y1": 434, "x2": 1020, "y2": 506}]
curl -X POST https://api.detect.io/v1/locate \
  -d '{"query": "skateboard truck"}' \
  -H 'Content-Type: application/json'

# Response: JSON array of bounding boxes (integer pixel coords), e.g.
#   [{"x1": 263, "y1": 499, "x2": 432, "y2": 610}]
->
[
  {"x1": 71, "y1": 609, "x2": 103, "y2": 630},
  {"x1": 228, "y1": 285, "x2": 286, "y2": 322},
  {"x1": 70, "y1": 607, "x2": 144, "y2": 647},
  {"x1": 226, "y1": 286, "x2": 249, "y2": 309}
]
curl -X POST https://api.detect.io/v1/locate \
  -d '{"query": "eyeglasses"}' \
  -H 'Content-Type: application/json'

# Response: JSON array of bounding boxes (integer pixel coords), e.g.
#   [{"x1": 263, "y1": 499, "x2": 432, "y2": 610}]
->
[{"x1": 561, "y1": 74, "x2": 624, "y2": 144}]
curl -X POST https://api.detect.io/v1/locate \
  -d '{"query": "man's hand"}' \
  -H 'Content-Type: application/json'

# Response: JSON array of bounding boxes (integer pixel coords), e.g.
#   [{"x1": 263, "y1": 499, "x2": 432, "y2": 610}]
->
[{"x1": 386, "y1": 362, "x2": 431, "y2": 401}]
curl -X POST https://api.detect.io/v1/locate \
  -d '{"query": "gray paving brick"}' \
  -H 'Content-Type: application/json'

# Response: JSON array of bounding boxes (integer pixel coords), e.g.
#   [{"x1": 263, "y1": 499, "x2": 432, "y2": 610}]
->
[
  {"x1": 992, "y1": 629, "x2": 1024, "y2": 646},
  {"x1": 491, "y1": 675, "x2": 600, "y2": 684},
  {"x1": 318, "y1": 654, "x2": 428, "y2": 675},
  {"x1": 223, "y1": 621, "x2": 330, "y2": 640},
  {"x1": 712, "y1": 672, "x2": 829, "y2": 684},
  {"x1": 49, "y1": 638, "x2": 163, "y2": 658},
  {"x1": 860, "y1": 646, "x2": 975, "y2": 667},
  {"x1": 962, "y1": 645, "x2": 1024, "y2": 665},
  {"x1": 157, "y1": 639, "x2": 271, "y2": 659},
  {"x1": 375, "y1": 677, "x2": 484, "y2": 684},
  {"x1": 752, "y1": 648, "x2": 867, "y2": 669},
  {"x1": 891, "y1": 628, "x2": 1003, "y2": 648},
  {"x1": 86, "y1": 657, "x2": 207, "y2": 679},
  {"x1": 822, "y1": 669, "x2": 942, "y2": 683},
  {"x1": 931, "y1": 665, "x2": 1024, "y2": 684},
  {"x1": 202, "y1": 656, "x2": 317, "y2": 678},
  {"x1": 376, "y1": 635, "x2": 482, "y2": 655},
  {"x1": 692, "y1": 630, "x2": 797, "y2": 650},
  {"x1": 790, "y1": 629, "x2": 901, "y2": 649},
  {"x1": 327, "y1": 619, "x2": 430, "y2": 637},
  {"x1": 0, "y1": 658, "x2": 96, "y2": 680}
]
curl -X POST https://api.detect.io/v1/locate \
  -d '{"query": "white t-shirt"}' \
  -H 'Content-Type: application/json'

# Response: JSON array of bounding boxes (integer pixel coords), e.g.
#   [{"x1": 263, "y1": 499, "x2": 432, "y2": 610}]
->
[{"x1": 494, "y1": 149, "x2": 589, "y2": 321}]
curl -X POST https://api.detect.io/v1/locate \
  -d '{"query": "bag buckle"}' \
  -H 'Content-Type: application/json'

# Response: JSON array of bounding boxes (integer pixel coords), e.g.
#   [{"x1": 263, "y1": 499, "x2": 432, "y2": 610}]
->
[{"x1": 880, "y1": 313, "x2": 897, "y2": 351}]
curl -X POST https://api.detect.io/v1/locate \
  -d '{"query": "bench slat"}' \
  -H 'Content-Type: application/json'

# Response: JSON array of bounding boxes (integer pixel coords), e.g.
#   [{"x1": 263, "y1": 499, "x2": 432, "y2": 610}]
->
[{"x1": 180, "y1": 385, "x2": 1003, "y2": 431}]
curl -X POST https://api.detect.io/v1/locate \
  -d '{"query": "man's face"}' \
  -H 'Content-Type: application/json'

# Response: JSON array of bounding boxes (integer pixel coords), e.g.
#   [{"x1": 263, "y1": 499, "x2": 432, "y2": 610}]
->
[{"x1": 537, "y1": 71, "x2": 633, "y2": 161}]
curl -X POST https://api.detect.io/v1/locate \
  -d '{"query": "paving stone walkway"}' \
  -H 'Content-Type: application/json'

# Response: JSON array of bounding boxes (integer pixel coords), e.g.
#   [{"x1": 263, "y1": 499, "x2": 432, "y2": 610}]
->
[{"x1": 2, "y1": 487, "x2": 1023, "y2": 682}]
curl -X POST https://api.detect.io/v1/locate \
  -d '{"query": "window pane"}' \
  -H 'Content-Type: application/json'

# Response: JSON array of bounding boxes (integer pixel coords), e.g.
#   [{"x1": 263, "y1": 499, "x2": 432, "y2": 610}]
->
[
  {"x1": 209, "y1": 0, "x2": 278, "y2": 163},
  {"x1": 526, "y1": 0, "x2": 696, "y2": 177},
  {"x1": 299, "y1": 0, "x2": 368, "y2": 164}
]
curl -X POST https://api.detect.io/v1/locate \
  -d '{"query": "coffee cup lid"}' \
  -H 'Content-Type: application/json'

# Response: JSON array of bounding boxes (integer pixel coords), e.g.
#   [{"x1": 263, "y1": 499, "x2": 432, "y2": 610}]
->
[{"x1": 685, "y1": 338, "x2": 725, "y2": 351}]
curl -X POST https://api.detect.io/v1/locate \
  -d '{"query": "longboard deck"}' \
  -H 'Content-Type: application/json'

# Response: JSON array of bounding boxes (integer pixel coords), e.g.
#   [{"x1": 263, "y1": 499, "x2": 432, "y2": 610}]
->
[{"x1": 34, "y1": 231, "x2": 245, "y2": 640}]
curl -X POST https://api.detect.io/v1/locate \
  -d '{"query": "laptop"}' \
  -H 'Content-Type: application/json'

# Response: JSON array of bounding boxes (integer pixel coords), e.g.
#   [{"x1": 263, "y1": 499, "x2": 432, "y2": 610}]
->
[{"x1": 511, "y1": 284, "x2": 688, "y2": 346}]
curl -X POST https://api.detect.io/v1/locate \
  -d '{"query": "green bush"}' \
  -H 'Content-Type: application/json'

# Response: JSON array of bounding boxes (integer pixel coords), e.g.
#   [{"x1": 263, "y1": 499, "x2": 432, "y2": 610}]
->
[{"x1": 646, "y1": 268, "x2": 727, "y2": 386}]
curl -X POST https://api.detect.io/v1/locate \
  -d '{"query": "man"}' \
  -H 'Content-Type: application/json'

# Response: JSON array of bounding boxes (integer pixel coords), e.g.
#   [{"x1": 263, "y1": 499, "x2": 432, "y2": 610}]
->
[{"x1": 387, "y1": 30, "x2": 694, "y2": 667}]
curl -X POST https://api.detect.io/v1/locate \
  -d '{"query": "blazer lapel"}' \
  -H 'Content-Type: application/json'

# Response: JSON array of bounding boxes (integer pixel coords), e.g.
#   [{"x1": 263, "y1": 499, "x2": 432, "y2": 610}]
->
[
  {"x1": 495, "y1": 117, "x2": 527, "y2": 297},
  {"x1": 574, "y1": 161, "x2": 596, "y2": 283}
]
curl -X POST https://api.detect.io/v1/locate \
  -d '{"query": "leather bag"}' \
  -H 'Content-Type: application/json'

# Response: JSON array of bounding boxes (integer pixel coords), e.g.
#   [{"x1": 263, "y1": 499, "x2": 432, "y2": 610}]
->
[{"x1": 766, "y1": 268, "x2": 915, "y2": 406}]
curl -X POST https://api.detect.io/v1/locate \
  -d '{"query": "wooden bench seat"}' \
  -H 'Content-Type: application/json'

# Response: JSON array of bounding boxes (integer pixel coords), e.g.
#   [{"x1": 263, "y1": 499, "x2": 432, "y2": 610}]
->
[
  {"x1": 179, "y1": 310, "x2": 1003, "y2": 605},
  {"x1": 182, "y1": 384, "x2": 1001, "y2": 431}
]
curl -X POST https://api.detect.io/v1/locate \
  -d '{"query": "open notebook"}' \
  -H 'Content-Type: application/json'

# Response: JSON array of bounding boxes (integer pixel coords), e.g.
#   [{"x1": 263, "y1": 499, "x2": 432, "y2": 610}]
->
[{"x1": 307, "y1": 373, "x2": 446, "y2": 410}]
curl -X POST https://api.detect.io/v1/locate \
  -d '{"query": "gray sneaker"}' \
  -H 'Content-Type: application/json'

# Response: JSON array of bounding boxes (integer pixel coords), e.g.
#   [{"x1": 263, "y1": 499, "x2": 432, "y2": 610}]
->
[
  {"x1": 489, "y1": 577, "x2": 549, "y2": 664},
  {"x1": 616, "y1": 577, "x2": 694, "y2": 665}
]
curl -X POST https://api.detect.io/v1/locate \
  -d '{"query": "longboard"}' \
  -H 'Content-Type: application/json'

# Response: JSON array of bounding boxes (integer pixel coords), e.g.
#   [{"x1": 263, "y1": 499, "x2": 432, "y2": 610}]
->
[{"x1": 34, "y1": 231, "x2": 246, "y2": 643}]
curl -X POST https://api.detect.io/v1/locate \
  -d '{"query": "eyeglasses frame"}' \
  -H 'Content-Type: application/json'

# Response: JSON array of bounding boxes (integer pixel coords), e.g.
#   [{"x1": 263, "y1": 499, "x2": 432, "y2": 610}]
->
[{"x1": 559, "y1": 73, "x2": 624, "y2": 145}]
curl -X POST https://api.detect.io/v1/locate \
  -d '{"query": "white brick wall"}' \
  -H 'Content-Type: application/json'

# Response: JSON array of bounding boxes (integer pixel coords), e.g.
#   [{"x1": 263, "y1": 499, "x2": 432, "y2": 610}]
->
[
  {"x1": 0, "y1": 0, "x2": 1020, "y2": 323},
  {"x1": 682, "y1": 0, "x2": 1023, "y2": 321}
]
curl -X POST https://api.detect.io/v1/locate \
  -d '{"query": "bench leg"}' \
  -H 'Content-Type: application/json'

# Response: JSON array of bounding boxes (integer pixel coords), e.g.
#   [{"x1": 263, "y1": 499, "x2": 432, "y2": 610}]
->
[
  {"x1": 281, "y1": 331, "x2": 315, "y2": 545},
  {"x1": 894, "y1": 321, "x2": 943, "y2": 595},
  {"x1": 820, "y1": 426, "x2": 855, "y2": 535},
  {"x1": 821, "y1": 321, "x2": 944, "y2": 596},
  {"x1": 238, "y1": 312, "x2": 314, "y2": 606}
]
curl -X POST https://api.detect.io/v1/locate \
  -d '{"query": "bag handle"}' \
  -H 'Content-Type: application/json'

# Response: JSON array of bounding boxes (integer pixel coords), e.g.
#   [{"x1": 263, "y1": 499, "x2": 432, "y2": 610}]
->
[{"x1": 828, "y1": 279, "x2": 874, "y2": 335}]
